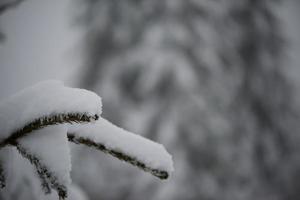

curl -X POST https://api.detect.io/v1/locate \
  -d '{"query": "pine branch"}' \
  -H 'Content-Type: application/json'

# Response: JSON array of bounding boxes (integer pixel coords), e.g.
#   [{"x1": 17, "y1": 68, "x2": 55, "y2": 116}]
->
[
  {"x1": 0, "y1": 112, "x2": 99, "y2": 149},
  {"x1": 67, "y1": 133, "x2": 169, "y2": 180},
  {"x1": 15, "y1": 142, "x2": 67, "y2": 199}
]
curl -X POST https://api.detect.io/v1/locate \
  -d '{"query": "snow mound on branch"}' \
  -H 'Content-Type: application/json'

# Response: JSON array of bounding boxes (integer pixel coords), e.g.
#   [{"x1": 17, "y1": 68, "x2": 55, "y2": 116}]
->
[
  {"x1": 0, "y1": 80, "x2": 102, "y2": 141},
  {"x1": 19, "y1": 125, "x2": 71, "y2": 187},
  {"x1": 69, "y1": 118, "x2": 174, "y2": 175}
]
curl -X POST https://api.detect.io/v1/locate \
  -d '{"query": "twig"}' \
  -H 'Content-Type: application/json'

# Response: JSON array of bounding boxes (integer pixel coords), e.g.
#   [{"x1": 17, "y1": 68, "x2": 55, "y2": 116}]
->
[
  {"x1": 15, "y1": 142, "x2": 67, "y2": 199},
  {"x1": 68, "y1": 133, "x2": 169, "y2": 180},
  {"x1": 0, "y1": 113, "x2": 99, "y2": 149}
]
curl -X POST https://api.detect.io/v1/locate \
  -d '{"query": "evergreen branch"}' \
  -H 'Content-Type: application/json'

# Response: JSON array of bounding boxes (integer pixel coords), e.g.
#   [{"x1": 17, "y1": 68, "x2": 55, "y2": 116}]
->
[
  {"x1": 15, "y1": 142, "x2": 67, "y2": 199},
  {"x1": 0, "y1": 113, "x2": 99, "y2": 149},
  {"x1": 67, "y1": 133, "x2": 169, "y2": 180}
]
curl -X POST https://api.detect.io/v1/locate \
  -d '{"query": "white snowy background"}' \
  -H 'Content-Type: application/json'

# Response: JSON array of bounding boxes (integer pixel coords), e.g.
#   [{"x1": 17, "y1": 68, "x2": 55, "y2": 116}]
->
[
  {"x1": 0, "y1": 0, "x2": 298, "y2": 97},
  {"x1": 0, "y1": 0, "x2": 82, "y2": 100},
  {"x1": 0, "y1": 0, "x2": 299, "y2": 99}
]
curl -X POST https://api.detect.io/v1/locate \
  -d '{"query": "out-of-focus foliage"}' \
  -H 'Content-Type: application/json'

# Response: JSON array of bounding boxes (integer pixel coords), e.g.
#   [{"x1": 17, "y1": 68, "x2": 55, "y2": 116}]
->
[
  {"x1": 0, "y1": 0, "x2": 25, "y2": 41},
  {"x1": 74, "y1": 0, "x2": 300, "y2": 200},
  {"x1": 0, "y1": 0, "x2": 25, "y2": 15}
]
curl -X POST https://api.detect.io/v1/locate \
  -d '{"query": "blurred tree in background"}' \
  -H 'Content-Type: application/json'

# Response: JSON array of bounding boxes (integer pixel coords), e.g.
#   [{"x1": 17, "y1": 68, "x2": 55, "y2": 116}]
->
[
  {"x1": 0, "y1": 0, "x2": 25, "y2": 41},
  {"x1": 73, "y1": 0, "x2": 300, "y2": 200}
]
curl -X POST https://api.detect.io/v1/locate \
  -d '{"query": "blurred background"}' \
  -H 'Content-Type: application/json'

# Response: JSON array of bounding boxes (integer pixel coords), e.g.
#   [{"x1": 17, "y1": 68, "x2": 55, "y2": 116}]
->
[{"x1": 1, "y1": 0, "x2": 300, "y2": 200}]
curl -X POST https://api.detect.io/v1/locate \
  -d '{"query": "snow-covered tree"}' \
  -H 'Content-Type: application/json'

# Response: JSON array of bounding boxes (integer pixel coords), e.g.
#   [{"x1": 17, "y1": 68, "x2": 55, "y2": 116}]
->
[{"x1": 0, "y1": 80, "x2": 173, "y2": 200}]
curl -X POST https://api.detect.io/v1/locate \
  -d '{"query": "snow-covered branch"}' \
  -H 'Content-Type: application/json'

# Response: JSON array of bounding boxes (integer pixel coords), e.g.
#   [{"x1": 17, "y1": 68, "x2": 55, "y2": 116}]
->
[
  {"x1": 68, "y1": 118, "x2": 173, "y2": 179},
  {"x1": 0, "y1": 81, "x2": 174, "y2": 199},
  {"x1": 0, "y1": 113, "x2": 99, "y2": 149},
  {"x1": 0, "y1": 80, "x2": 102, "y2": 142}
]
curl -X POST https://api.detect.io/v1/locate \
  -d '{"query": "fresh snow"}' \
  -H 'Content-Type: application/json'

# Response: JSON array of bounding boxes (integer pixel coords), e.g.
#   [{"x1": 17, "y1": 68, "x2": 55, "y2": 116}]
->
[
  {"x1": 69, "y1": 117, "x2": 174, "y2": 174},
  {"x1": 0, "y1": 80, "x2": 102, "y2": 141}
]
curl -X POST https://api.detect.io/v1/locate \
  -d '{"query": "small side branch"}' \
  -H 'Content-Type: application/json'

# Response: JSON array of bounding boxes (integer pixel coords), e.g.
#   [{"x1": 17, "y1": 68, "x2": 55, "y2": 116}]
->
[
  {"x1": 67, "y1": 133, "x2": 169, "y2": 180},
  {"x1": 0, "y1": 113, "x2": 99, "y2": 149},
  {"x1": 15, "y1": 143, "x2": 67, "y2": 199}
]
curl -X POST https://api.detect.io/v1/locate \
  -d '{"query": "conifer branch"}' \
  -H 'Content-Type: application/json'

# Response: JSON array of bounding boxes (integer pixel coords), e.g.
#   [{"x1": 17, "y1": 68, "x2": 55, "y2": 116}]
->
[
  {"x1": 15, "y1": 142, "x2": 67, "y2": 200},
  {"x1": 67, "y1": 133, "x2": 169, "y2": 180},
  {"x1": 0, "y1": 113, "x2": 99, "y2": 149}
]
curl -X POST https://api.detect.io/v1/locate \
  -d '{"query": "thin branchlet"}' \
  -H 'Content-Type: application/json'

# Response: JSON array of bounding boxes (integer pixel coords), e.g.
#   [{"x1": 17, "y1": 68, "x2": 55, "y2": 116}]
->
[
  {"x1": 0, "y1": 112, "x2": 99, "y2": 149},
  {"x1": 15, "y1": 143, "x2": 67, "y2": 200},
  {"x1": 67, "y1": 133, "x2": 169, "y2": 180}
]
